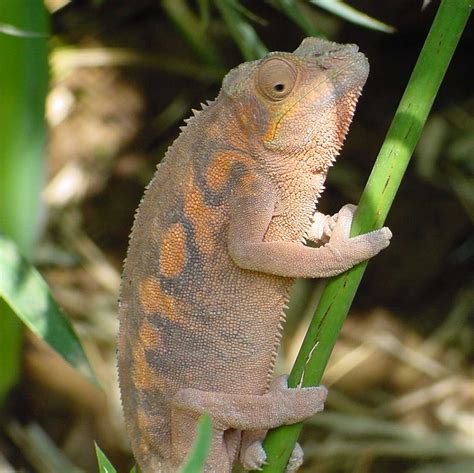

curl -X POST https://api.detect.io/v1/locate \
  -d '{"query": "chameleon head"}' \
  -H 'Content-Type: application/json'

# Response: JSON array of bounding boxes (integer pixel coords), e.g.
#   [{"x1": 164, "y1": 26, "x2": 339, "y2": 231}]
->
[{"x1": 222, "y1": 37, "x2": 369, "y2": 173}]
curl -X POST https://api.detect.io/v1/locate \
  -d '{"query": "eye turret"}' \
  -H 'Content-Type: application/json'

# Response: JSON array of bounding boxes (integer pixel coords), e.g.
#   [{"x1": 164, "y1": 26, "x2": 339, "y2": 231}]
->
[{"x1": 257, "y1": 58, "x2": 297, "y2": 101}]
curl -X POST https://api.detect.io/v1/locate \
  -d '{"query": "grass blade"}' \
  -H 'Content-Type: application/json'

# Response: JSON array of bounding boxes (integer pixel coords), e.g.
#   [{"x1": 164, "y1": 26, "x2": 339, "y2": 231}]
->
[
  {"x1": 95, "y1": 443, "x2": 117, "y2": 473},
  {"x1": 271, "y1": 0, "x2": 323, "y2": 37},
  {"x1": 310, "y1": 0, "x2": 395, "y2": 33},
  {"x1": 0, "y1": 22, "x2": 47, "y2": 38},
  {"x1": 0, "y1": 236, "x2": 98, "y2": 387},
  {"x1": 214, "y1": 0, "x2": 268, "y2": 60},
  {"x1": 197, "y1": 0, "x2": 211, "y2": 28},
  {"x1": 259, "y1": 0, "x2": 471, "y2": 470},
  {"x1": 179, "y1": 413, "x2": 212, "y2": 473},
  {"x1": 162, "y1": 0, "x2": 222, "y2": 66}
]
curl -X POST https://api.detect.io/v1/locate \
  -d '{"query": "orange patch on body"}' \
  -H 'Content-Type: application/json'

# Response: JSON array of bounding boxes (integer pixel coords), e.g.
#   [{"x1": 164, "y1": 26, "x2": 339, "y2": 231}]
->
[
  {"x1": 131, "y1": 344, "x2": 151, "y2": 391},
  {"x1": 139, "y1": 317, "x2": 163, "y2": 347},
  {"x1": 131, "y1": 334, "x2": 166, "y2": 391},
  {"x1": 159, "y1": 223, "x2": 186, "y2": 277},
  {"x1": 206, "y1": 151, "x2": 256, "y2": 192},
  {"x1": 138, "y1": 276, "x2": 186, "y2": 324},
  {"x1": 184, "y1": 180, "x2": 216, "y2": 255},
  {"x1": 205, "y1": 153, "x2": 234, "y2": 190}
]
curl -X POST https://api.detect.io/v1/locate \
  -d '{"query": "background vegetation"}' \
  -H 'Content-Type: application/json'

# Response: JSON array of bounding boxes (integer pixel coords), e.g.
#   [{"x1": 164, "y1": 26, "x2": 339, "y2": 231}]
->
[{"x1": 0, "y1": 1, "x2": 472, "y2": 472}]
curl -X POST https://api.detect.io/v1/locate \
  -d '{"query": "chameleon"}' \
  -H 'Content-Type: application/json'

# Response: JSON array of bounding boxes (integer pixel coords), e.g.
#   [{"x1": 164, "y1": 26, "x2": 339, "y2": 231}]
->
[{"x1": 118, "y1": 37, "x2": 392, "y2": 472}]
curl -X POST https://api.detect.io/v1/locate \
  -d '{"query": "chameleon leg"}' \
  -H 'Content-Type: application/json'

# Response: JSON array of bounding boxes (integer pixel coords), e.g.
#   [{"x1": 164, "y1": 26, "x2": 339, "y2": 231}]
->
[
  {"x1": 240, "y1": 430, "x2": 267, "y2": 470},
  {"x1": 173, "y1": 379, "x2": 326, "y2": 431},
  {"x1": 239, "y1": 376, "x2": 310, "y2": 471},
  {"x1": 228, "y1": 181, "x2": 392, "y2": 279},
  {"x1": 172, "y1": 376, "x2": 326, "y2": 470},
  {"x1": 224, "y1": 428, "x2": 242, "y2": 463}
]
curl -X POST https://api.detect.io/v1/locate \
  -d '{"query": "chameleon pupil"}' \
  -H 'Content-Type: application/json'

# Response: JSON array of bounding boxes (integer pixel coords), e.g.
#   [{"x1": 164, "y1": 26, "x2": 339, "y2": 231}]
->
[{"x1": 274, "y1": 83, "x2": 285, "y2": 92}]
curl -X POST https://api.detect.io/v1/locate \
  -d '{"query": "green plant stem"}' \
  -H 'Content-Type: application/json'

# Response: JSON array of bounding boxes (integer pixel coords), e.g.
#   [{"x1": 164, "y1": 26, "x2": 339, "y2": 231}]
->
[
  {"x1": 259, "y1": 0, "x2": 471, "y2": 470},
  {"x1": 0, "y1": 0, "x2": 48, "y2": 406}
]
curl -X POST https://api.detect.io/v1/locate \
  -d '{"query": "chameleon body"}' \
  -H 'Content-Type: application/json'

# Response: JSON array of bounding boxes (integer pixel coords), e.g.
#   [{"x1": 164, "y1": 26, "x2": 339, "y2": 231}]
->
[{"x1": 118, "y1": 38, "x2": 392, "y2": 472}]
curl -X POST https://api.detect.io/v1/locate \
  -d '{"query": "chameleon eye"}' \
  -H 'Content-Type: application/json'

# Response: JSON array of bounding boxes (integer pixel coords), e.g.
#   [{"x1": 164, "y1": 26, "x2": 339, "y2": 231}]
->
[{"x1": 257, "y1": 58, "x2": 297, "y2": 101}]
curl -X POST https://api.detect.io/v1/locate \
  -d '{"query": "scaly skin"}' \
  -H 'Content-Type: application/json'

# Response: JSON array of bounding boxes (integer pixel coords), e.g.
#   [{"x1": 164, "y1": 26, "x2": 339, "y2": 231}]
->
[{"x1": 118, "y1": 38, "x2": 392, "y2": 472}]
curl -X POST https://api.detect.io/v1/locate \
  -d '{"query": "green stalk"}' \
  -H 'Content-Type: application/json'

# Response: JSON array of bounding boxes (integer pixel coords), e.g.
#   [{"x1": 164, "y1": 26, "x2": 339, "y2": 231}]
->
[
  {"x1": 0, "y1": 1, "x2": 49, "y2": 406},
  {"x1": 259, "y1": 0, "x2": 471, "y2": 470}
]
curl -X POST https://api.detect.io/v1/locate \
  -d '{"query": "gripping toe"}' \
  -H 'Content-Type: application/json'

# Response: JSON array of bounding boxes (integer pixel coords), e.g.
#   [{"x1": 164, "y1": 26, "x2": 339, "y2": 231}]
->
[
  {"x1": 285, "y1": 442, "x2": 304, "y2": 473},
  {"x1": 241, "y1": 440, "x2": 267, "y2": 471}
]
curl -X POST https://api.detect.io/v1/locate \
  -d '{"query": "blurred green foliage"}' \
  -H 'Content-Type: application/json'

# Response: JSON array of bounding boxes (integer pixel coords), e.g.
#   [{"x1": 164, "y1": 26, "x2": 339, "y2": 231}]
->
[{"x1": 0, "y1": 0, "x2": 49, "y2": 407}]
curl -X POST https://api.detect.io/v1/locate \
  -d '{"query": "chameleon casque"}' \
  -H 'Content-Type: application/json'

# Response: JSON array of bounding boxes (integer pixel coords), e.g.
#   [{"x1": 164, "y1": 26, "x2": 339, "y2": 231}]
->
[{"x1": 118, "y1": 37, "x2": 392, "y2": 472}]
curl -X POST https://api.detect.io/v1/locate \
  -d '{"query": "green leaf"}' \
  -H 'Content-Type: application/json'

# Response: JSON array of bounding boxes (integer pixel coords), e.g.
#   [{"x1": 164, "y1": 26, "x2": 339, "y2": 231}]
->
[
  {"x1": 95, "y1": 443, "x2": 117, "y2": 473},
  {"x1": 0, "y1": 235, "x2": 98, "y2": 387},
  {"x1": 0, "y1": 0, "x2": 49, "y2": 406},
  {"x1": 230, "y1": 0, "x2": 268, "y2": 25},
  {"x1": 179, "y1": 413, "x2": 213, "y2": 473},
  {"x1": 214, "y1": 0, "x2": 268, "y2": 60},
  {"x1": 272, "y1": 0, "x2": 323, "y2": 37},
  {"x1": 0, "y1": 299, "x2": 22, "y2": 405},
  {"x1": 0, "y1": 22, "x2": 47, "y2": 38},
  {"x1": 309, "y1": 0, "x2": 395, "y2": 33},
  {"x1": 162, "y1": 0, "x2": 223, "y2": 66},
  {"x1": 0, "y1": 0, "x2": 48, "y2": 257},
  {"x1": 197, "y1": 0, "x2": 211, "y2": 28}
]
